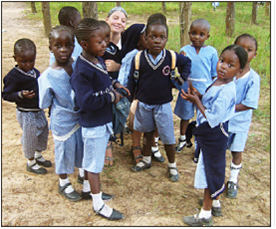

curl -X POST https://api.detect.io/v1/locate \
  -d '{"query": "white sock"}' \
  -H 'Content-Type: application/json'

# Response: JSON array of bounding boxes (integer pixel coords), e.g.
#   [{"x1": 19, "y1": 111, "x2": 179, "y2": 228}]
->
[
  {"x1": 35, "y1": 151, "x2": 46, "y2": 162},
  {"x1": 79, "y1": 168, "x2": 84, "y2": 177},
  {"x1": 59, "y1": 177, "x2": 74, "y2": 194},
  {"x1": 198, "y1": 208, "x2": 212, "y2": 219},
  {"x1": 27, "y1": 159, "x2": 41, "y2": 169},
  {"x1": 212, "y1": 199, "x2": 221, "y2": 208},
  {"x1": 229, "y1": 162, "x2": 242, "y2": 183},
  {"x1": 154, "y1": 136, "x2": 159, "y2": 145},
  {"x1": 168, "y1": 162, "x2": 178, "y2": 175},
  {"x1": 92, "y1": 192, "x2": 112, "y2": 217},
  {"x1": 151, "y1": 146, "x2": 162, "y2": 157},
  {"x1": 179, "y1": 135, "x2": 186, "y2": 141},
  {"x1": 83, "y1": 180, "x2": 91, "y2": 192},
  {"x1": 137, "y1": 156, "x2": 151, "y2": 167}
]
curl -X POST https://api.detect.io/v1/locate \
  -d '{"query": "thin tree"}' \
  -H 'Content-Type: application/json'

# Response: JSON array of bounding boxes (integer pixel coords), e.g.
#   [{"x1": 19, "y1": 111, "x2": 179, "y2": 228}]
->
[
  {"x1": 82, "y1": 2, "x2": 98, "y2": 20},
  {"x1": 162, "y1": 2, "x2": 166, "y2": 15},
  {"x1": 116, "y1": 2, "x2": 121, "y2": 7},
  {"x1": 225, "y1": 2, "x2": 235, "y2": 38},
  {"x1": 41, "y1": 2, "x2": 51, "y2": 37},
  {"x1": 179, "y1": 2, "x2": 192, "y2": 47},
  {"x1": 265, "y1": 2, "x2": 270, "y2": 17},
  {"x1": 251, "y1": 2, "x2": 258, "y2": 25},
  {"x1": 31, "y1": 2, "x2": 37, "y2": 14}
]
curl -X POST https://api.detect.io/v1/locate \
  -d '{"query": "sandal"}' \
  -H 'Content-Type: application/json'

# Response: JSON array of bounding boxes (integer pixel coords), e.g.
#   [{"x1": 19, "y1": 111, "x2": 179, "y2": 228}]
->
[
  {"x1": 131, "y1": 145, "x2": 143, "y2": 164},
  {"x1": 131, "y1": 160, "x2": 151, "y2": 172},
  {"x1": 168, "y1": 166, "x2": 179, "y2": 182},
  {"x1": 104, "y1": 143, "x2": 114, "y2": 167}
]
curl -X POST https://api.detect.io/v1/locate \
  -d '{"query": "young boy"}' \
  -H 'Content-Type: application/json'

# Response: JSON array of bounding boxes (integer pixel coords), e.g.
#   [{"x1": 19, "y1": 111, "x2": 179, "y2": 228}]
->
[
  {"x1": 2, "y1": 38, "x2": 52, "y2": 174},
  {"x1": 174, "y1": 18, "x2": 218, "y2": 153},
  {"x1": 49, "y1": 6, "x2": 82, "y2": 65}
]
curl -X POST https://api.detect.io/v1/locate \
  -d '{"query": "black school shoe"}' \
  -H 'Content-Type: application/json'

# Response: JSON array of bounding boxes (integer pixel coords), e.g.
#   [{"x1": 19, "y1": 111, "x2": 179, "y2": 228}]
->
[
  {"x1": 26, "y1": 163, "x2": 47, "y2": 174},
  {"x1": 77, "y1": 174, "x2": 84, "y2": 184},
  {"x1": 58, "y1": 183, "x2": 82, "y2": 202},
  {"x1": 198, "y1": 199, "x2": 222, "y2": 217},
  {"x1": 35, "y1": 156, "x2": 52, "y2": 167},
  {"x1": 81, "y1": 191, "x2": 114, "y2": 201},
  {"x1": 94, "y1": 204, "x2": 125, "y2": 221}
]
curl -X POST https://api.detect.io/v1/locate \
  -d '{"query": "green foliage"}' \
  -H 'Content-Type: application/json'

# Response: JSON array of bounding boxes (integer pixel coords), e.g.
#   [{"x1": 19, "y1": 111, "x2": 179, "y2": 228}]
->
[{"x1": 27, "y1": 1, "x2": 270, "y2": 125}]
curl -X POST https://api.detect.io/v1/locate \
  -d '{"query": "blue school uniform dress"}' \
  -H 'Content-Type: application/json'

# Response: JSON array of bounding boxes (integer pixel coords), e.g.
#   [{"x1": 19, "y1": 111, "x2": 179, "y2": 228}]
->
[
  {"x1": 174, "y1": 45, "x2": 218, "y2": 120},
  {"x1": 70, "y1": 55, "x2": 117, "y2": 174},
  {"x1": 127, "y1": 49, "x2": 191, "y2": 144},
  {"x1": 49, "y1": 37, "x2": 82, "y2": 66},
  {"x1": 38, "y1": 62, "x2": 83, "y2": 174},
  {"x1": 2, "y1": 67, "x2": 49, "y2": 159},
  {"x1": 228, "y1": 69, "x2": 260, "y2": 152},
  {"x1": 193, "y1": 80, "x2": 236, "y2": 199}
]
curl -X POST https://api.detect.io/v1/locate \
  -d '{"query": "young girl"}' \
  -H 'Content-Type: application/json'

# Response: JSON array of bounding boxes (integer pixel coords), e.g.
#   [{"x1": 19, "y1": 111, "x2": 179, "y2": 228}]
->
[
  {"x1": 2, "y1": 38, "x2": 51, "y2": 175},
  {"x1": 39, "y1": 26, "x2": 84, "y2": 202},
  {"x1": 127, "y1": 15, "x2": 191, "y2": 182},
  {"x1": 71, "y1": 18, "x2": 128, "y2": 220},
  {"x1": 181, "y1": 45, "x2": 248, "y2": 226},
  {"x1": 226, "y1": 34, "x2": 260, "y2": 199}
]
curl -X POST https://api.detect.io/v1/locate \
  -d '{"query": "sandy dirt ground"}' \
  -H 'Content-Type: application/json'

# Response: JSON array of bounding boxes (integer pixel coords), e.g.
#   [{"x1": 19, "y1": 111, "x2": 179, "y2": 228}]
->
[{"x1": 1, "y1": 2, "x2": 271, "y2": 226}]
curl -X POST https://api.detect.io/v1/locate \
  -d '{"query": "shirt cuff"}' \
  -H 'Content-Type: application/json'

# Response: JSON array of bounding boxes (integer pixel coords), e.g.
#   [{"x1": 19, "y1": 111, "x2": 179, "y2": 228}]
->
[
  {"x1": 18, "y1": 91, "x2": 23, "y2": 99},
  {"x1": 109, "y1": 91, "x2": 116, "y2": 103}
]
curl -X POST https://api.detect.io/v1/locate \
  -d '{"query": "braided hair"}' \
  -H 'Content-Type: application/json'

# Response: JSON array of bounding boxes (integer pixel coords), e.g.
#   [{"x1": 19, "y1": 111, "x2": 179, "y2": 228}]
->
[
  {"x1": 234, "y1": 33, "x2": 258, "y2": 51},
  {"x1": 75, "y1": 18, "x2": 100, "y2": 44},
  {"x1": 146, "y1": 13, "x2": 168, "y2": 36},
  {"x1": 49, "y1": 25, "x2": 74, "y2": 46},
  {"x1": 14, "y1": 38, "x2": 36, "y2": 56},
  {"x1": 221, "y1": 44, "x2": 248, "y2": 69}
]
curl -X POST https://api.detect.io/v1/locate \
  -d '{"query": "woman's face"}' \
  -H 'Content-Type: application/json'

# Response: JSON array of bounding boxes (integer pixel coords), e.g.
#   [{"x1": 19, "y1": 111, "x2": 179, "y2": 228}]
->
[{"x1": 106, "y1": 11, "x2": 127, "y2": 34}]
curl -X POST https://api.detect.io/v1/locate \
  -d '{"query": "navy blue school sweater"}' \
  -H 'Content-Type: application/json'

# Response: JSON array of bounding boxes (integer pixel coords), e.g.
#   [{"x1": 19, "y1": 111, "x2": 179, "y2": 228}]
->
[
  {"x1": 2, "y1": 67, "x2": 41, "y2": 110},
  {"x1": 127, "y1": 49, "x2": 191, "y2": 105},
  {"x1": 70, "y1": 55, "x2": 116, "y2": 128}
]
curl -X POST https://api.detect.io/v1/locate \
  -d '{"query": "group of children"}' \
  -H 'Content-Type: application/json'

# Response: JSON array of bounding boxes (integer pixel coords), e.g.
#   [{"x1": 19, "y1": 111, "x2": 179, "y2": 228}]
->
[{"x1": 2, "y1": 5, "x2": 260, "y2": 225}]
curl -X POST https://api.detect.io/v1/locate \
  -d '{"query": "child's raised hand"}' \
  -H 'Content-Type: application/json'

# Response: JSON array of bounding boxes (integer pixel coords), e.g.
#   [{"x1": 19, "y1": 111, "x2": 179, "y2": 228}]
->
[
  {"x1": 22, "y1": 90, "x2": 35, "y2": 99},
  {"x1": 180, "y1": 50, "x2": 187, "y2": 56},
  {"x1": 180, "y1": 88, "x2": 199, "y2": 104},
  {"x1": 105, "y1": 60, "x2": 121, "y2": 72},
  {"x1": 114, "y1": 90, "x2": 123, "y2": 104}
]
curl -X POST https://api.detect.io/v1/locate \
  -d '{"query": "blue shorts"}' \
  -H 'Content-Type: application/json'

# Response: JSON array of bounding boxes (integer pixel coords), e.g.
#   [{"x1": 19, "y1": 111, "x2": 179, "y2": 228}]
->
[
  {"x1": 194, "y1": 151, "x2": 208, "y2": 189},
  {"x1": 54, "y1": 128, "x2": 83, "y2": 174},
  {"x1": 134, "y1": 101, "x2": 176, "y2": 145},
  {"x1": 174, "y1": 81, "x2": 195, "y2": 120},
  {"x1": 82, "y1": 124, "x2": 112, "y2": 173},
  {"x1": 228, "y1": 132, "x2": 249, "y2": 152}
]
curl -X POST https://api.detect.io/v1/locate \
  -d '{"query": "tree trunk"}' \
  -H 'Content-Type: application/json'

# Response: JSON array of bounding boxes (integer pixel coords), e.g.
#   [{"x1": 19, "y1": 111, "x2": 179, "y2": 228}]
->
[
  {"x1": 225, "y1": 2, "x2": 235, "y2": 38},
  {"x1": 265, "y1": 2, "x2": 270, "y2": 17},
  {"x1": 251, "y1": 2, "x2": 258, "y2": 25},
  {"x1": 41, "y1": 2, "x2": 51, "y2": 37},
  {"x1": 179, "y1": 2, "x2": 192, "y2": 47},
  {"x1": 31, "y1": 2, "x2": 37, "y2": 14},
  {"x1": 162, "y1": 2, "x2": 166, "y2": 14},
  {"x1": 82, "y1": 2, "x2": 98, "y2": 20},
  {"x1": 116, "y1": 2, "x2": 121, "y2": 7}
]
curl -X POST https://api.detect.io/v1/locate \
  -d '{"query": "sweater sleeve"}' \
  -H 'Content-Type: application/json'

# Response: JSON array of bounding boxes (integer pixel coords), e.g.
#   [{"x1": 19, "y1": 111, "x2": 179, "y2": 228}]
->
[
  {"x1": 2, "y1": 73, "x2": 24, "y2": 103},
  {"x1": 71, "y1": 70, "x2": 114, "y2": 113},
  {"x1": 126, "y1": 58, "x2": 136, "y2": 103},
  {"x1": 176, "y1": 53, "x2": 191, "y2": 81}
]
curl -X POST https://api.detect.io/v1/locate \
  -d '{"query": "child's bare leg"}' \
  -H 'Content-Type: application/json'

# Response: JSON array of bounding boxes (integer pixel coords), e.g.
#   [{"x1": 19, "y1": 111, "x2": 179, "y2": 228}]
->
[
  {"x1": 131, "y1": 130, "x2": 143, "y2": 163},
  {"x1": 176, "y1": 119, "x2": 189, "y2": 152},
  {"x1": 151, "y1": 128, "x2": 165, "y2": 163},
  {"x1": 130, "y1": 130, "x2": 154, "y2": 172},
  {"x1": 226, "y1": 151, "x2": 242, "y2": 199},
  {"x1": 104, "y1": 141, "x2": 113, "y2": 167},
  {"x1": 165, "y1": 144, "x2": 179, "y2": 182}
]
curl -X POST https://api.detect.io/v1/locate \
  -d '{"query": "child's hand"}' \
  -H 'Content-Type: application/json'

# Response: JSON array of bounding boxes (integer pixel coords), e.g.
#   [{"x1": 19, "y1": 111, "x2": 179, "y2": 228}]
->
[
  {"x1": 114, "y1": 90, "x2": 123, "y2": 104},
  {"x1": 180, "y1": 51, "x2": 187, "y2": 56},
  {"x1": 105, "y1": 60, "x2": 121, "y2": 72},
  {"x1": 22, "y1": 90, "x2": 35, "y2": 99},
  {"x1": 115, "y1": 84, "x2": 131, "y2": 96},
  {"x1": 188, "y1": 80, "x2": 202, "y2": 98},
  {"x1": 180, "y1": 88, "x2": 199, "y2": 104}
]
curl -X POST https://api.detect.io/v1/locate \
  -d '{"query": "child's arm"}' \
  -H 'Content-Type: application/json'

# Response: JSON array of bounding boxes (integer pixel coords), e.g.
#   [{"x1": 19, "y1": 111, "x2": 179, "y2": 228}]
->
[
  {"x1": 235, "y1": 103, "x2": 252, "y2": 112},
  {"x1": 38, "y1": 73, "x2": 53, "y2": 109},
  {"x1": 126, "y1": 58, "x2": 136, "y2": 102}
]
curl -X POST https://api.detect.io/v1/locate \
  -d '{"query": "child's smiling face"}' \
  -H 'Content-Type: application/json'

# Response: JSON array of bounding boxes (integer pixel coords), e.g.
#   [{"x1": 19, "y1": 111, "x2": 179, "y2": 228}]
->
[
  {"x1": 188, "y1": 23, "x2": 210, "y2": 48},
  {"x1": 50, "y1": 30, "x2": 74, "y2": 65},
  {"x1": 216, "y1": 49, "x2": 241, "y2": 83},
  {"x1": 145, "y1": 24, "x2": 167, "y2": 58}
]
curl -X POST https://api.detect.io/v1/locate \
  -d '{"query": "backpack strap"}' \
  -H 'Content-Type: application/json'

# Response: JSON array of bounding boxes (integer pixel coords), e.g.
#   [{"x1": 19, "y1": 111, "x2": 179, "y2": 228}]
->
[
  {"x1": 169, "y1": 50, "x2": 176, "y2": 80},
  {"x1": 133, "y1": 51, "x2": 142, "y2": 81}
]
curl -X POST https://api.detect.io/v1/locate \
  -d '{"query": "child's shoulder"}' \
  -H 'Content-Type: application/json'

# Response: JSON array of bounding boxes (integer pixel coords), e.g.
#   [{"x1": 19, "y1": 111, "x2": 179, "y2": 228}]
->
[{"x1": 249, "y1": 68, "x2": 260, "y2": 79}]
